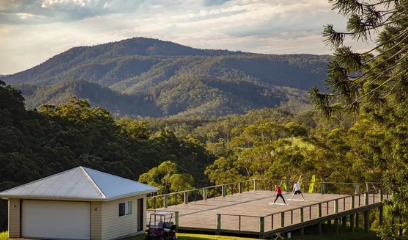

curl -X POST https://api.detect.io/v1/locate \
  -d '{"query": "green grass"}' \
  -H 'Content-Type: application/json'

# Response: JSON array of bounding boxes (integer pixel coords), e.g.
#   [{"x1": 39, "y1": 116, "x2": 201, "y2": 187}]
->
[
  {"x1": 121, "y1": 230, "x2": 380, "y2": 240},
  {"x1": 0, "y1": 232, "x2": 8, "y2": 240},
  {"x1": 121, "y1": 233, "x2": 259, "y2": 240}
]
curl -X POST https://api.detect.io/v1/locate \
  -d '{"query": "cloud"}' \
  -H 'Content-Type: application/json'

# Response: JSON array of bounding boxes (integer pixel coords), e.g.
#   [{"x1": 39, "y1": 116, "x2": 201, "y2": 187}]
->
[
  {"x1": 0, "y1": 0, "x2": 146, "y2": 23},
  {"x1": 0, "y1": 0, "x2": 376, "y2": 74},
  {"x1": 202, "y1": 0, "x2": 233, "y2": 7}
]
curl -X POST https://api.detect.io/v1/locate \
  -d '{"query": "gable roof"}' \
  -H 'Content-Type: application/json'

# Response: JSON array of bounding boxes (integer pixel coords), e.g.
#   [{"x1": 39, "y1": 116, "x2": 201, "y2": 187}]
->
[{"x1": 0, "y1": 167, "x2": 158, "y2": 201}]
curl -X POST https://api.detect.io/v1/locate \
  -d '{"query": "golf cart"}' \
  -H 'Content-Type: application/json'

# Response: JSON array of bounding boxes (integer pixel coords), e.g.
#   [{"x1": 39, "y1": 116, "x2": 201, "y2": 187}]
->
[{"x1": 145, "y1": 212, "x2": 177, "y2": 240}]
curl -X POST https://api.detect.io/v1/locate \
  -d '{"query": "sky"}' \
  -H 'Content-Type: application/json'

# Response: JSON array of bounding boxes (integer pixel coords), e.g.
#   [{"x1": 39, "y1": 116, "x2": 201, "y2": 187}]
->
[{"x1": 0, "y1": 0, "x2": 375, "y2": 74}]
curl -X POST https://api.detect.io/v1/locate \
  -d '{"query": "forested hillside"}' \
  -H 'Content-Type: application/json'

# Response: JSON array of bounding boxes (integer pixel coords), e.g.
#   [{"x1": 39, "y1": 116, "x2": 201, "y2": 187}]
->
[
  {"x1": 3, "y1": 38, "x2": 329, "y2": 117},
  {"x1": 0, "y1": 81, "x2": 214, "y2": 230}
]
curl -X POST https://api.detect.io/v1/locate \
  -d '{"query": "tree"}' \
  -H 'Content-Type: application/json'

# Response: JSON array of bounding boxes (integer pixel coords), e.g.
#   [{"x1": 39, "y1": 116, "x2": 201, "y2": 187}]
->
[{"x1": 310, "y1": 0, "x2": 408, "y2": 237}]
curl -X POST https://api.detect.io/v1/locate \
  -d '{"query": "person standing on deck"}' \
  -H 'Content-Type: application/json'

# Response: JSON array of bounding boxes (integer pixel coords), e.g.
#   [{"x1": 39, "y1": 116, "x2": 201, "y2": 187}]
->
[
  {"x1": 274, "y1": 185, "x2": 287, "y2": 204},
  {"x1": 290, "y1": 181, "x2": 305, "y2": 200}
]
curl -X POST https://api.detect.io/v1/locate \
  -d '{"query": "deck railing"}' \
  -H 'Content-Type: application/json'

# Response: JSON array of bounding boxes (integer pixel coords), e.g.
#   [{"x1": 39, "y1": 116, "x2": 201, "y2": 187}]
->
[
  {"x1": 146, "y1": 179, "x2": 381, "y2": 210},
  {"x1": 216, "y1": 189, "x2": 390, "y2": 233}
]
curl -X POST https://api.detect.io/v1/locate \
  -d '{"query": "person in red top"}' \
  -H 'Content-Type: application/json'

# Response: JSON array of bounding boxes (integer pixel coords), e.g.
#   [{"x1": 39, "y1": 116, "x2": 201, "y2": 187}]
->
[{"x1": 274, "y1": 185, "x2": 287, "y2": 204}]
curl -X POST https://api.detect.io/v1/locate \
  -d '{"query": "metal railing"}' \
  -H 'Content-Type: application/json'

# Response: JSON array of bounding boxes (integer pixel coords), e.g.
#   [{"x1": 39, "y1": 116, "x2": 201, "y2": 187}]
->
[
  {"x1": 147, "y1": 179, "x2": 381, "y2": 210},
  {"x1": 216, "y1": 189, "x2": 390, "y2": 233}
]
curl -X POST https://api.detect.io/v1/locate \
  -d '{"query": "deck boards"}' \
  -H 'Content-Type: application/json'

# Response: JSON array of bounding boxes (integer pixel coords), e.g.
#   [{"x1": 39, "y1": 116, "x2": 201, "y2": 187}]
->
[{"x1": 148, "y1": 191, "x2": 384, "y2": 233}]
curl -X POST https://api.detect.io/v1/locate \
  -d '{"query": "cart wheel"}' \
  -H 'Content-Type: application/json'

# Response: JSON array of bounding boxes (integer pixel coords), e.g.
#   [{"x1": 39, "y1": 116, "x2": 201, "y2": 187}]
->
[
  {"x1": 158, "y1": 236, "x2": 164, "y2": 240},
  {"x1": 144, "y1": 236, "x2": 151, "y2": 240}
]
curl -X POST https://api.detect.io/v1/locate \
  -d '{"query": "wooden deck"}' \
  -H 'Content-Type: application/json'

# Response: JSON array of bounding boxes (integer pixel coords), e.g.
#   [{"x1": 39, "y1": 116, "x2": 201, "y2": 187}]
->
[{"x1": 148, "y1": 191, "x2": 385, "y2": 234}]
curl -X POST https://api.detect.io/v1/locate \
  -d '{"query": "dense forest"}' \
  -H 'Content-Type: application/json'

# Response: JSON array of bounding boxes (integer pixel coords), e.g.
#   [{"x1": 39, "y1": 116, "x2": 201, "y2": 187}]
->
[
  {"x1": 0, "y1": 80, "x2": 388, "y2": 232},
  {"x1": 2, "y1": 38, "x2": 329, "y2": 117}
]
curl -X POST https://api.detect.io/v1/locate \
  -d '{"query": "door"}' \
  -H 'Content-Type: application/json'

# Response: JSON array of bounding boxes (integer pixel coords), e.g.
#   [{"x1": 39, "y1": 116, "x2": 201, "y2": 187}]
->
[
  {"x1": 22, "y1": 200, "x2": 91, "y2": 240},
  {"x1": 137, "y1": 198, "x2": 144, "y2": 231}
]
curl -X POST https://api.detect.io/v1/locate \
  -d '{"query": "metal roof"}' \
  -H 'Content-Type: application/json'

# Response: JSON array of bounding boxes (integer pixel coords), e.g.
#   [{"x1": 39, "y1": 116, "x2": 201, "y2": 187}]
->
[{"x1": 0, "y1": 167, "x2": 158, "y2": 201}]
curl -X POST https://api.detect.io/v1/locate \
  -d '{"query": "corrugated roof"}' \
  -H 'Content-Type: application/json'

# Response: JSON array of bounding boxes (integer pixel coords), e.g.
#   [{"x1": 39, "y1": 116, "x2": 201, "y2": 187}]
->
[{"x1": 0, "y1": 167, "x2": 158, "y2": 200}]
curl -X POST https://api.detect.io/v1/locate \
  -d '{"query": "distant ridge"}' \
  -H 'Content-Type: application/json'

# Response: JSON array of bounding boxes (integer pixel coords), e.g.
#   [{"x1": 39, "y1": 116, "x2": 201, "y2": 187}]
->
[{"x1": 4, "y1": 37, "x2": 330, "y2": 117}]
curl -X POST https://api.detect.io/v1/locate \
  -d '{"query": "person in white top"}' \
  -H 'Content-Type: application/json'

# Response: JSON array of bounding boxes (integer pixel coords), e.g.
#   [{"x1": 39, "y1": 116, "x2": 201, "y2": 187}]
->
[{"x1": 290, "y1": 181, "x2": 305, "y2": 200}]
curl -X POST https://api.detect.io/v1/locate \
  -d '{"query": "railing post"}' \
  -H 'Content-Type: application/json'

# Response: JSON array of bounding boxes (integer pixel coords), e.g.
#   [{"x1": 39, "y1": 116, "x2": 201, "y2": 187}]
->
[
  {"x1": 379, "y1": 189, "x2": 383, "y2": 202},
  {"x1": 318, "y1": 203, "x2": 322, "y2": 218},
  {"x1": 300, "y1": 208, "x2": 304, "y2": 223},
  {"x1": 184, "y1": 192, "x2": 188, "y2": 204},
  {"x1": 350, "y1": 196, "x2": 355, "y2": 209},
  {"x1": 365, "y1": 192, "x2": 369, "y2": 206},
  {"x1": 285, "y1": 180, "x2": 290, "y2": 193},
  {"x1": 239, "y1": 182, "x2": 243, "y2": 194},
  {"x1": 260, "y1": 217, "x2": 265, "y2": 233},
  {"x1": 334, "y1": 199, "x2": 339, "y2": 213},
  {"x1": 239, "y1": 215, "x2": 241, "y2": 231},
  {"x1": 253, "y1": 180, "x2": 258, "y2": 191},
  {"x1": 355, "y1": 184, "x2": 360, "y2": 194},
  {"x1": 203, "y1": 189, "x2": 207, "y2": 201},
  {"x1": 366, "y1": 183, "x2": 370, "y2": 193},
  {"x1": 153, "y1": 197, "x2": 157, "y2": 209},
  {"x1": 281, "y1": 212, "x2": 285, "y2": 228},
  {"x1": 217, "y1": 214, "x2": 221, "y2": 231},
  {"x1": 222, "y1": 185, "x2": 226, "y2": 197},
  {"x1": 321, "y1": 183, "x2": 325, "y2": 194},
  {"x1": 175, "y1": 211, "x2": 179, "y2": 229},
  {"x1": 164, "y1": 195, "x2": 168, "y2": 208}
]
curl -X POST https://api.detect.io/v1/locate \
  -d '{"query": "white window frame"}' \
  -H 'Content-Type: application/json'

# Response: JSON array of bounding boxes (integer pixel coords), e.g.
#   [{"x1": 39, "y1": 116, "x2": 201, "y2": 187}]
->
[{"x1": 119, "y1": 201, "x2": 132, "y2": 217}]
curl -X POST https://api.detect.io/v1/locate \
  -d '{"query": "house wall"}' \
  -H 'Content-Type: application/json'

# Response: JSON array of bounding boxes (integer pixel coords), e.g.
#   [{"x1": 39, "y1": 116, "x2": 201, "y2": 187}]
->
[
  {"x1": 91, "y1": 202, "x2": 102, "y2": 240},
  {"x1": 8, "y1": 199, "x2": 21, "y2": 238},
  {"x1": 101, "y1": 195, "x2": 146, "y2": 240}
]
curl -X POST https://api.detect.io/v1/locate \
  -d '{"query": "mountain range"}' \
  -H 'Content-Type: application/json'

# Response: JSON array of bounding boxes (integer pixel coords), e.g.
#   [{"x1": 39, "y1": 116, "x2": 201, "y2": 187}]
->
[{"x1": 2, "y1": 38, "x2": 330, "y2": 117}]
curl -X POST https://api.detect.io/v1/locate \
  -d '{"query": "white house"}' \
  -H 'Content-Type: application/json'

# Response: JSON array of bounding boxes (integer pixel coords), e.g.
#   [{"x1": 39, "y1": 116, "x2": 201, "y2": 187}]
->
[{"x1": 0, "y1": 166, "x2": 158, "y2": 240}]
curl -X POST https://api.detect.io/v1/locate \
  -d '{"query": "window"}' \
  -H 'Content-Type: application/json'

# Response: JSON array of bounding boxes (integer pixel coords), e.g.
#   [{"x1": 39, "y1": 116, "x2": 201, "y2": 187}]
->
[{"x1": 119, "y1": 201, "x2": 132, "y2": 217}]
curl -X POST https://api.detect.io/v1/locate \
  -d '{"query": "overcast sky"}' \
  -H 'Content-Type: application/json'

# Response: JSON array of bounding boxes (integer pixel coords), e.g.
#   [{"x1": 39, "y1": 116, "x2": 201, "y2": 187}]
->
[{"x1": 0, "y1": 0, "x2": 375, "y2": 74}]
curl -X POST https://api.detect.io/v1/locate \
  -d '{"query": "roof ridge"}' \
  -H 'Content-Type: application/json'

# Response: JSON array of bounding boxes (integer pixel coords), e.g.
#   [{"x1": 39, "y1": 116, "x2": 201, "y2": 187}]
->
[
  {"x1": 0, "y1": 167, "x2": 79, "y2": 194},
  {"x1": 82, "y1": 166, "x2": 143, "y2": 184},
  {"x1": 80, "y1": 167, "x2": 106, "y2": 198}
]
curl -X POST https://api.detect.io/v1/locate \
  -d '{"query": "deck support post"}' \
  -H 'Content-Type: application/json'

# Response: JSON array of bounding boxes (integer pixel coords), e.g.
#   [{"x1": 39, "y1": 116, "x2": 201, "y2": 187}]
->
[
  {"x1": 321, "y1": 183, "x2": 325, "y2": 194},
  {"x1": 318, "y1": 203, "x2": 322, "y2": 218},
  {"x1": 300, "y1": 228, "x2": 304, "y2": 236},
  {"x1": 203, "y1": 189, "x2": 207, "y2": 201},
  {"x1": 222, "y1": 185, "x2": 226, "y2": 197},
  {"x1": 328, "y1": 219, "x2": 331, "y2": 227},
  {"x1": 239, "y1": 182, "x2": 243, "y2": 194},
  {"x1": 318, "y1": 223, "x2": 322, "y2": 235},
  {"x1": 356, "y1": 213, "x2": 360, "y2": 229},
  {"x1": 184, "y1": 192, "x2": 188, "y2": 204},
  {"x1": 379, "y1": 206, "x2": 384, "y2": 226},
  {"x1": 217, "y1": 214, "x2": 221, "y2": 231},
  {"x1": 364, "y1": 210, "x2": 370, "y2": 233},
  {"x1": 253, "y1": 180, "x2": 258, "y2": 191},
  {"x1": 350, "y1": 214, "x2": 355, "y2": 232},
  {"x1": 342, "y1": 216, "x2": 347, "y2": 227},
  {"x1": 334, "y1": 218, "x2": 339, "y2": 235},
  {"x1": 260, "y1": 217, "x2": 265, "y2": 233},
  {"x1": 164, "y1": 195, "x2": 168, "y2": 208}
]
